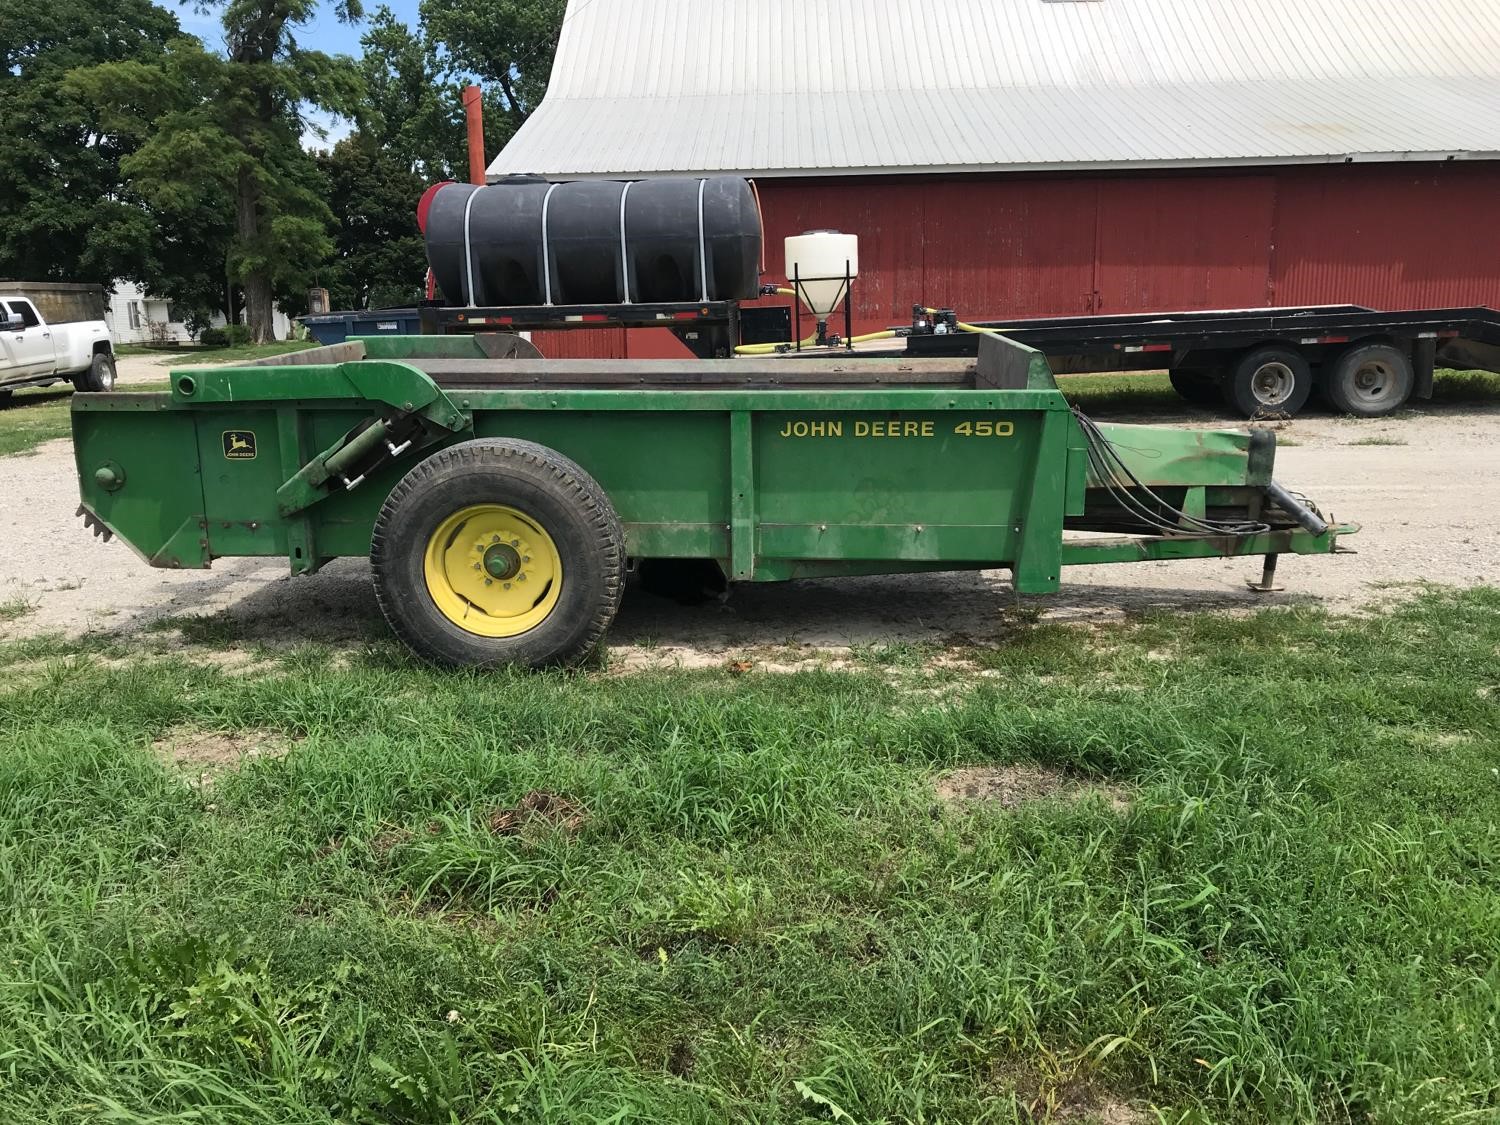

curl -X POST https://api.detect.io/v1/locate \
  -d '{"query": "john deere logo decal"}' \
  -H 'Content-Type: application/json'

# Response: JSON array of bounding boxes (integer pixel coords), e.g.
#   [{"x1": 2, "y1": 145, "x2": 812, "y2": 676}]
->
[{"x1": 222, "y1": 430, "x2": 257, "y2": 460}]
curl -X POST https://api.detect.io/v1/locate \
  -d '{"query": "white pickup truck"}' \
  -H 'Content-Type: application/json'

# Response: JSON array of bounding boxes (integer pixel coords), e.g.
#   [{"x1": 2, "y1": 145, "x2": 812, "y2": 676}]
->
[{"x1": 0, "y1": 296, "x2": 116, "y2": 396}]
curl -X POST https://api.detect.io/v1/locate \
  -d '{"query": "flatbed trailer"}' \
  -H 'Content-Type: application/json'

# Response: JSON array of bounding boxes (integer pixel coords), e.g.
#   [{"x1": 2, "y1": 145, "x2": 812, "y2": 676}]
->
[
  {"x1": 895, "y1": 305, "x2": 1500, "y2": 419},
  {"x1": 406, "y1": 298, "x2": 1500, "y2": 420},
  {"x1": 72, "y1": 331, "x2": 1353, "y2": 668}
]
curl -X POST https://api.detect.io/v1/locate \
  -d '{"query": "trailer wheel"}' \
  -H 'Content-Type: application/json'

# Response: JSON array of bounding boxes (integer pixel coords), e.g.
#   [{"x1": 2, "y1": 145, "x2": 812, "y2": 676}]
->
[
  {"x1": 1324, "y1": 343, "x2": 1413, "y2": 417},
  {"x1": 371, "y1": 438, "x2": 625, "y2": 669},
  {"x1": 1224, "y1": 347, "x2": 1311, "y2": 418},
  {"x1": 1168, "y1": 368, "x2": 1222, "y2": 406},
  {"x1": 73, "y1": 353, "x2": 116, "y2": 393}
]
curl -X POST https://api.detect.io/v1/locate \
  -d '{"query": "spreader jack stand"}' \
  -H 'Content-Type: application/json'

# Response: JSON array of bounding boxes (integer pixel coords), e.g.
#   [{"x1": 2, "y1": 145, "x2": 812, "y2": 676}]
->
[{"x1": 1246, "y1": 553, "x2": 1282, "y2": 593}]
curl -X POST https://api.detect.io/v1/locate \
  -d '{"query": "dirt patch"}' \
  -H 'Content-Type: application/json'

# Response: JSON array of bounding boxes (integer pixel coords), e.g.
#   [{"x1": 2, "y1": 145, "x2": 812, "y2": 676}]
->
[
  {"x1": 487, "y1": 790, "x2": 587, "y2": 836},
  {"x1": 1031, "y1": 1087, "x2": 1146, "y2": 1125},
  {"x1": 936, "y1": 765, "x2": 1129, "y2": 813},
  {"x1": 152, "y1": 725, "x2": 294, "y2": 782},
  {"x1": 1008, "y1": 1068, "x2": 1148, "y2": 1125}
]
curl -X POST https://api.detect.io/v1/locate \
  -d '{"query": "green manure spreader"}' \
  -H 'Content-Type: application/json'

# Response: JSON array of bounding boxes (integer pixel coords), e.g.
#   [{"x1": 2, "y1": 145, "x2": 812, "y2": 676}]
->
[{"x1": 72, "y1": 332, "x2": 1353, "y2": 667}]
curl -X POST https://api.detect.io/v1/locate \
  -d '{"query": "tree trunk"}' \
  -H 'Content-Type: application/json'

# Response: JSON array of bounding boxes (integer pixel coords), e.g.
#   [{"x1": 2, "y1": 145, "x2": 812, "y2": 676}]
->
[{"x1": 234, "y1": 165, "x2": 275, "y2": 343}]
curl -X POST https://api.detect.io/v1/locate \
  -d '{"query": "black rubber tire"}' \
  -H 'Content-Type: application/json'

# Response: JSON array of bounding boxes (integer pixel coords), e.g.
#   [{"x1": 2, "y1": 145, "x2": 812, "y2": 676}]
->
[
  {"x1": 72, "y1": 352, "x2": 116, "y2": 393},
  {"x1": 1323, "y1": 343, "x2": 1413, "y2": 418},
  {"x1": 1223, "y1": 346, "x2": 1312, "y2": 419},
  {"x1": 371, "y1": 438, "x2": 625, "y2": 669},
  {"x1": 1168, "y1": 368, "x2": 1223, "y2": 406}
]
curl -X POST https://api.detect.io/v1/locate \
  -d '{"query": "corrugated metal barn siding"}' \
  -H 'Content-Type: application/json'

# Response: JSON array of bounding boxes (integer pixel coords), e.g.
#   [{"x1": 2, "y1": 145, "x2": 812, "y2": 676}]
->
[
  {"x1": 528, "y1": 161, "x2": 1500, "y2": 358},
  {"x1": 1095, "y1": 176, "x2": 1277, "y2": 312},
  {"x1": 920, "y1": 181, "x2": 1098, "y2": 318},
  {"x1": 1271, "y1": 164, "x2": 1500, "y2": 308}
]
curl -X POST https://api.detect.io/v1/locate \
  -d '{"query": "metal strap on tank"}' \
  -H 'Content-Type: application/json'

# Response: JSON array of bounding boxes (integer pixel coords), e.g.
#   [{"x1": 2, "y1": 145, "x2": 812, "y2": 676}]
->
[
  {"x1": 696, "y1": 178, "x2": 709, "y2": 302},
  {"x1": 617, "y1": 181, "x2": 633, "y2": 305},
  {"x1": 461, "y1": 185, "x2": 486, "y2": 307},
  {"x1": 540, "y1": 182, "x2": 561, "y2": 306}
]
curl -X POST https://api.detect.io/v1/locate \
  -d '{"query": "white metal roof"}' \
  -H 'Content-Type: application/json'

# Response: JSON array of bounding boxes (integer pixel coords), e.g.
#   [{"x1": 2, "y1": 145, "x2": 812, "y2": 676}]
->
[{"x1": 489, "y1": 0, "x2": 1500, "y2": 178}]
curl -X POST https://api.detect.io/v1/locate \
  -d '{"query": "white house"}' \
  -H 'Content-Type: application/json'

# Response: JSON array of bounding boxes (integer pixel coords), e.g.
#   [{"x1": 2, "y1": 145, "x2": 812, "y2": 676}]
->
[{"x1": 106, "y1": 280, "x2": 293, "y2": 344}]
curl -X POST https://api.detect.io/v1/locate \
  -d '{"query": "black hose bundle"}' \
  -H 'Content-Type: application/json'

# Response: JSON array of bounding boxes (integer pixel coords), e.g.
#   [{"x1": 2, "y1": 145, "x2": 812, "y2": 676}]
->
[{"x1": 1071, "y1": 407, "x2": 1270, "y2": 537}]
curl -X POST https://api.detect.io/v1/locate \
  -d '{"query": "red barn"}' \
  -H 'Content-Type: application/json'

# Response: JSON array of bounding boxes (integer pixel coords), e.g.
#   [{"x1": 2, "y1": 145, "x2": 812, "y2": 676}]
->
[{"x1": 487, "y1": 0, "x2": 1500, "y2": 358}]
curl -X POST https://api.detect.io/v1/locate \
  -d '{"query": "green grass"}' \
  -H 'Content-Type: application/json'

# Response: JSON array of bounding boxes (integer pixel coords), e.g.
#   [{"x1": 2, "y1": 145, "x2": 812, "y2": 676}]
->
[
  {"x1": 0, "y1": 595, "x2": 34, "y2": 623},
  {"x1": 1430, "y1": 368, "x2": 1500, "y2": 406},
  {"x1": 2, "y1": 588, "x2": 1498, "y2": 1122},
  {"x1": 0, "y1": 386, "x2": 76, "y2": 456},
  {"x1": 115, "y1": 340, "x2": 318, "y2": 364},
  {"x1": 0, "y1": 342, "x2": 318, "y2": 457},
  {"x1": 1057, "y1": 371, "x2": 1182, "y2": 414},
  {"x1": 1060, "y1": 367, "x2": 1500, "y2": 416},
  {"x1": 1347, "y1": 435, "x2": 1408, "y2": 447},
  {"x1": 0, "y1": 381, "x2": 166, "y2": 457}
]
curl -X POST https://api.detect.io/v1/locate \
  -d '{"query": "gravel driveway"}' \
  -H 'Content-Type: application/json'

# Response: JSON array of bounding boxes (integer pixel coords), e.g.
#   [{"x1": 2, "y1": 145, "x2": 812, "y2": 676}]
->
[{"x1": 3, "y1": 385, "x2": 1496, "y2": 662}]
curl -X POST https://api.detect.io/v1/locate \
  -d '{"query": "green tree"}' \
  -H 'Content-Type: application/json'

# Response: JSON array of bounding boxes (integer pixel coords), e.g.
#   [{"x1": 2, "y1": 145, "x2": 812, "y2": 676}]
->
[
  {"x1": 0, "y1": 0, "x2": 181, "y2": 283},
  {"x1": 70, "y1": 0, "x2": 365, "y2": 341},
  {"x1": 358, "y1": 6, "x2": 467, "y2": 179},
  {"x1": 317, "y1": 138, "x2": 426, "y2": 310},
  {"x1": 421, "y1": 0, "x2": 566, "y2": 150}
]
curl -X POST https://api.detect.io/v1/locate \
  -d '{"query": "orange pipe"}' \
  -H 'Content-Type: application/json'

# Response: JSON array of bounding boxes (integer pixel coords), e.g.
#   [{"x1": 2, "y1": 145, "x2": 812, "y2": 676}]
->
[{"x1": 462, "y1": 85, "x2": 486, "y2": 186}]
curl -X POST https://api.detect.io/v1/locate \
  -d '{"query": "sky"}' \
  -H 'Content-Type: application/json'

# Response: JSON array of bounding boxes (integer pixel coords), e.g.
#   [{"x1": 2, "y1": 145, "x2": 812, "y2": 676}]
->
[{"x1": 170, "y1": 0, "x2": 425, "y2": 146}]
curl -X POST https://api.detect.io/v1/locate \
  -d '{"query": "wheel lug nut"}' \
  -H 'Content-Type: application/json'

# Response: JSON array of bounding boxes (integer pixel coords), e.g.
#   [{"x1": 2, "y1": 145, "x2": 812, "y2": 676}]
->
[
  {"x1": 484, "y1": 578, "x2": 493, "y2": 585},
  {"x1": 511, "y1": 539, "x2": 520, "y2": 547}
]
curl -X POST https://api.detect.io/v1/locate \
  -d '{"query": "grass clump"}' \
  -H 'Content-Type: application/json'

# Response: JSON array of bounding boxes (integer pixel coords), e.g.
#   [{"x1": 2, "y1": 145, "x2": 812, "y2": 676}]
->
[
  {"x1": 0, "y1": 595, "x2": 34, "y2": 622},
  {"x1": 0, "y1": 589, "x2": 1498, "y2": 1122}
]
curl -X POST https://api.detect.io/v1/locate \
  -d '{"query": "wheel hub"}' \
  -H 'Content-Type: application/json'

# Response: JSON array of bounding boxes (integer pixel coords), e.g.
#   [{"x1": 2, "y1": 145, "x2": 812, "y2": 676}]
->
[
  {"x1": 1252, "y1": 362, "x2": 1294, "y2": 406},
  {"x1": 422, "y1": 504, "x2": 562, "y2": 637},
  {"x1": 1353, "y1": 362, "x2": 1390, "y2": 399},
  {"x1": 482, "y1": 542, "x2": 521, "y2": 580}
]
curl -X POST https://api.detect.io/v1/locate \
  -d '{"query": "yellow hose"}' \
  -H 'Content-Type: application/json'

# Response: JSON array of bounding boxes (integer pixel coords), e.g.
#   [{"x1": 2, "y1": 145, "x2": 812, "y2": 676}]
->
[
  {"x1": 919, "y1": 306, "x2": 1007, "y2": 335},
  {"x1": 739, "y1": 284, "x2": 897, "y2": 353},
  {"x1": 734, "y1": 328, "x2": 896, "y2": 355},
  {"x1": 735, "y1": 334, "x2": 817, "y2": 355}
]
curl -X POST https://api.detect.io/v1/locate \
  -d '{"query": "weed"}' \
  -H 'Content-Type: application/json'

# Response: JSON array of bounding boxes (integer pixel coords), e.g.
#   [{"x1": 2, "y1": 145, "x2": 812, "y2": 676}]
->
[{"x1": 0, "y1": 595, "x2": 35, "y2": 622}]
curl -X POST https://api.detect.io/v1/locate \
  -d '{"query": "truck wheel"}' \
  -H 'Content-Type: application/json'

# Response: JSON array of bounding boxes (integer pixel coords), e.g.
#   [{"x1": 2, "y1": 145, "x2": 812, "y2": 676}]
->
[
  {"x1": 1168, "y1": 368, "x2": 1222, "y2": 406},
  {"x1": 73, "y1": 352, "x2": 116, "y2": 393},
  {"x1": 1324, "y1": 344, "x2": 1413, "y2": 417},
  {"x1": 1224, "y1": 346, "x2": 1311, "y2": 418},
  {"x1": 371, "y1": 438, "x2": 625, "y2": 669}
]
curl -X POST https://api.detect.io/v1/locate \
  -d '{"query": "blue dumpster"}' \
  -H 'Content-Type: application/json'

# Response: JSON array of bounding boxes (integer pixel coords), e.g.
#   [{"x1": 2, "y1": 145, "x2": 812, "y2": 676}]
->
[{"x1": 300, "y1": 308, "x2": 421, "y2": 345}]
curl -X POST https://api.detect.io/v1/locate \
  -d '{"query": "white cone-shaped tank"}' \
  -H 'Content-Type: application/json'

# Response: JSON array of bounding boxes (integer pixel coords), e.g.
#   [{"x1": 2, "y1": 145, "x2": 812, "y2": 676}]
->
[{"x1": 784, "y1": 230, "x2": 858, "y2": 317}]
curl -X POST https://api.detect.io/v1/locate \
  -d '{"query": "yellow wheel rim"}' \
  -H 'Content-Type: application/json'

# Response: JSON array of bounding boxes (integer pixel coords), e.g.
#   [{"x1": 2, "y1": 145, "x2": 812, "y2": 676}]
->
[{"x1": 422, "y1": 504, "x2": 563, "y2": 637}]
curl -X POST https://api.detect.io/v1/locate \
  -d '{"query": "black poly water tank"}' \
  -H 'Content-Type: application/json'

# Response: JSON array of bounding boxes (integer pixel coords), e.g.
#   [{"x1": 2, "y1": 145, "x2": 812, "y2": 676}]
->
[{"x1": 424, "y1": 176, "x2": 761, "y2": 306}]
